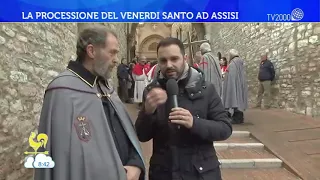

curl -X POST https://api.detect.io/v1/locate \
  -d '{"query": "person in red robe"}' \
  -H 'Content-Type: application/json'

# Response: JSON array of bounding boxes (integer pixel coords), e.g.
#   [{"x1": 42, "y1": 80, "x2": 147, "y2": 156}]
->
[
  {"x1": 132, "y1": 56, "x2": 147, "y2": 105},
  {"x1": 220, "y1": 57, "x2": 228, "y2": 78},
  {"x1": 132, "y1": 60, "x2": 145, "y2": 76}
]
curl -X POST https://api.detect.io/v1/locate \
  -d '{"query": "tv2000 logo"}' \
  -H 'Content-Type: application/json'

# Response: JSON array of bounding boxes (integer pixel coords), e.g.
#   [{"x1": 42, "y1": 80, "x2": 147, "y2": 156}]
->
[{"x1": 267, "y1": 8, "x2": 304, "y2": 22}]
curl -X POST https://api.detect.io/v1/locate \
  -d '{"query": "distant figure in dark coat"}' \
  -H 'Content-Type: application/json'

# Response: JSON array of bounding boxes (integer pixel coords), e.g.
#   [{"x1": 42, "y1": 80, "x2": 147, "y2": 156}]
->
[
  {"x1": 255, "y1": 54, "x2": 275, "y2": 109},
  {"x1": 117, "y1": 58, "x2": 130, "y2": 102}
]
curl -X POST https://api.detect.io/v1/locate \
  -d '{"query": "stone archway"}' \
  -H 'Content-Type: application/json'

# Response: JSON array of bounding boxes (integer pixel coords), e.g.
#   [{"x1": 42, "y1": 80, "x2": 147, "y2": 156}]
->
[
  {"x1": 128, "y1": 23, "x2": 206, "y2": 61},
  {"x1": 148, "y1": 42, "x2": 158, "y2": 51},
  {"x1": 139, "y1": 34, "x2": 164, "y2": 61}
]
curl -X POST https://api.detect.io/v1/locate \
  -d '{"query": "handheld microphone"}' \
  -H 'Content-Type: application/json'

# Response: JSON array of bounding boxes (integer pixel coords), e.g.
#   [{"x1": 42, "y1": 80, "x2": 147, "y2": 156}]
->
[
  {"x1": 166, "y1": 79, "x2": 180, "y2": 129},
  {"x1": 166, "y1": 79, "x2": 179, "y2": 109}
]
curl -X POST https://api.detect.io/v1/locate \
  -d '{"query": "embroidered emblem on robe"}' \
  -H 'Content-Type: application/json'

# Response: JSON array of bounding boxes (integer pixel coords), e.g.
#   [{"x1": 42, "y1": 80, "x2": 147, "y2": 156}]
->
[{"x1": 74, "y1": 116, "x2": 91, "y2": 142}]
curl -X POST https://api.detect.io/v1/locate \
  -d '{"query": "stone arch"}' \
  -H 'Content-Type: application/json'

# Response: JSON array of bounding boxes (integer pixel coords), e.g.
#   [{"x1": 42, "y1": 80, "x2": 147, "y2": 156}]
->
[
  {"x1": 139, "y1": 34, "x2": 164, "y2": 52},
  {"x1": 138, "y1": 34, "x2": 164, "y2": 61},
  {"x1": 148, "y1": 42, "x2": 158, "y2": 51}
]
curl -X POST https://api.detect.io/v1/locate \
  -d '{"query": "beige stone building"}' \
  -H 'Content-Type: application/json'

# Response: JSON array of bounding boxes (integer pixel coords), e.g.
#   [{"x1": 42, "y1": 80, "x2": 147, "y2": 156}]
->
[
  {"x1": 134, "y1": 23, "x2": 172, "y2": 61},
  {"x1": 131, "y1": 23, "x2": 207, "y2": 62}
]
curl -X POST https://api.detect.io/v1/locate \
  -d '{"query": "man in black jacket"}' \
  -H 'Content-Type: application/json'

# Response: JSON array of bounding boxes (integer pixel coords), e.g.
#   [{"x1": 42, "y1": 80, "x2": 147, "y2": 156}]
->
[
  {"x1": 135, "y1": 37, "x2": 232, "y2": 180},
  {"x1": 256, "y1": 54, "x2": 275, "y2": 109},
  {"x1": 117, "y1": 58, "x2": 130, "y2": 102}
]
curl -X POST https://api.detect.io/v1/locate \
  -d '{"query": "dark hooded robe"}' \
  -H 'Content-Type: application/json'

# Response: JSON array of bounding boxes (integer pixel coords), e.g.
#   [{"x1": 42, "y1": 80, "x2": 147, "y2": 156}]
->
[{"x1": 34, "y1": 61, "x2": 146, "y2": 180}]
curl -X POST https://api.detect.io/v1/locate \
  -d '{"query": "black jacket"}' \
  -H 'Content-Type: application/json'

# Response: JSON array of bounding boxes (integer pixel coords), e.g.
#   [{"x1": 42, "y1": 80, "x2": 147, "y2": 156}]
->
[
  {"x1": 135, "y1": 67, "x2": 232, "y2": 180},
  {"x1": 258, "y1": 60, "x2": 275, "y2": 81},
  {"x1": 117, "y1": 63, "x2": 129, "y2": 80}
]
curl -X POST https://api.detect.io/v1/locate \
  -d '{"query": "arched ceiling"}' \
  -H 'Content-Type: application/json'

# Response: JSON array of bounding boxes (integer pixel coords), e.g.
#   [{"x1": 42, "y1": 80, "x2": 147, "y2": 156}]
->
[{"x1": 139, "y1": 34, "x2": 164, "y2": 52}]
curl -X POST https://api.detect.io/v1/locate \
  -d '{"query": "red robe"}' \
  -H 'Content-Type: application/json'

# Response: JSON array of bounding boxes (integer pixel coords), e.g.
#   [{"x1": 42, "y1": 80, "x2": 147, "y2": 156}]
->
[
  {"x1": 132, "y1": 63, "x2": 145, "y2": 76},
  {"x1": 221, "y1": 65, "x2": 228, "y2": 73},
  {"x1": 226, "y1": 65, "x2": 230, "y2": 72}
]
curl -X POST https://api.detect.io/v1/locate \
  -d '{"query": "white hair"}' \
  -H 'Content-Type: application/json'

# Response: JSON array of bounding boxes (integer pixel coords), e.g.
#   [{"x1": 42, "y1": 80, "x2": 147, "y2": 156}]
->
[
  {"x1": 229, "y1": 49, "x2": 239, "y2": 57},
  {"x1": 200, "y1": 42, "x2": 212, "y2": 53},
  {"x1": 228, "y1": 49, "x2": 240, "y2": 60},
  {"x1": 260, "y1": 52, "x2": 268, "y2": 57}
]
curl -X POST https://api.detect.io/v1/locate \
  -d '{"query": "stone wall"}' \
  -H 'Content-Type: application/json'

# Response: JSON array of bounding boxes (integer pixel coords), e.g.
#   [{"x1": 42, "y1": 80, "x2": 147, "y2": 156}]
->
[
  {"x1": 203, "y1": 23, "x2": 320, "y2": 117},
  {"x1": 0, "y1": 23, "x2": 77, "y2": 180},
  {"x1": 2, "y1": 21, "x2": 319, "y2": 180},
  {"x1": 0, "y1": 23, "x2": 128, "y2": 180}
]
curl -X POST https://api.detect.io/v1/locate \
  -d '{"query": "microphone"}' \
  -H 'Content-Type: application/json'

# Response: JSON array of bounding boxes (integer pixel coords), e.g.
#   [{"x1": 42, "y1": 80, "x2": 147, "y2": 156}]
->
[
  {"x1": 166, "y1": 79, "x2": 179, "y2": 109},
  {"x1": 166, "y1": 79, "x2": 180, "y2": 129}
]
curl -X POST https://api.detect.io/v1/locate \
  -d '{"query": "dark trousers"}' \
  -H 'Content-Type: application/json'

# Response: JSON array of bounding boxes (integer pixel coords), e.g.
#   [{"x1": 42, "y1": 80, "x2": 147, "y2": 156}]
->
[
  {"x1": 227, "y1": 108, "x2": 244, "y2": 124},
  {"x1": 128, "y1": 81, "x2": 135, "y2": 99},
  {"x1": 233, "y1": 108, "x2": 244, "y2": 123},
  {"x1": 119, "y1": 79, "x2": 128, "y2": 102}
]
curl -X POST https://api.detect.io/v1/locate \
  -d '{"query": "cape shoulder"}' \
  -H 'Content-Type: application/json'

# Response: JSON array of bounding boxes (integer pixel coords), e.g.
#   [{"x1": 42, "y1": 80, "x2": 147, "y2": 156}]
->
[
  {"x1": 45, "y1": 70, "x2": 95, "y2": 95},
  {"x1": 203, "y1": 53, "x2": 211, "y2": 59},
  {"x1": 203, "y1": 52, "x2": 216, "y2": 60},
  {"x1": 46, "y1": 70, "x2": 78, "y2": 89}
]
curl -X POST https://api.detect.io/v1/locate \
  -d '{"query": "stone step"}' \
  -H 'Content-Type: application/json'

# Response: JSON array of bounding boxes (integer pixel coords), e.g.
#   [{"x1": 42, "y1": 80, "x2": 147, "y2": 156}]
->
[
  {"x1": 217, "y1": 148, "x2": 276, "y2": 159},
  {"x1": 219, "y1": 158, "x2": 283, "y2": 169},
  {"x1": 214, "y1": 143, "x2": 264, "y2": 150},
  {"x1": 230, "y1": 131, "x2": 251, "y2": 137},
  {"x1": 221, "y1": 168, "x2": 300, "y2": 180},
  {"x1": 222, "y1": 135, "x2": 259, "y2": 143}
]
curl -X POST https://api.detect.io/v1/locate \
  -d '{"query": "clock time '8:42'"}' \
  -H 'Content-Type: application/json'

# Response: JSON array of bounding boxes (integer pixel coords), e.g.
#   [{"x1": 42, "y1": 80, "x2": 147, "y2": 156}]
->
[{"x1": 38, "y1": 162, "x2": 50, "y2": 167}]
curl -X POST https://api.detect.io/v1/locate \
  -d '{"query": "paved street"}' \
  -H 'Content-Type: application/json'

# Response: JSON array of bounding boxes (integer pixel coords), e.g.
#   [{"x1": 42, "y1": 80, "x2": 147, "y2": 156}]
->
[{"x1": 235, "y1": 108, "x2": 320, "y2": 180}]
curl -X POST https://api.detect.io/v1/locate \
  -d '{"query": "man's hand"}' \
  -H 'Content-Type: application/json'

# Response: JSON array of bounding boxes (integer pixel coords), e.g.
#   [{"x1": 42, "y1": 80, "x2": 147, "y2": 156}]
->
[
  {"x1": 144, "y1": 88, "x2": 167, "y2": 114},
  {"x1": 169, "y1": 107, "x2": 194, "y2": 129},
  {"x1": 124, "y1": 166, "x2": 141, "y2": 180}
]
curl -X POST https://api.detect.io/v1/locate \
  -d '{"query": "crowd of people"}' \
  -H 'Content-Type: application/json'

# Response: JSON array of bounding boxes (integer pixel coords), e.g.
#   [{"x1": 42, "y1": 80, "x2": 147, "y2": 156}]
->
[
  {"x1": 117, "y1": 56, "x2": 158, "y2": 106},
  {"x1": 118, "y1": 42, "x2": 250, "y2": 124}
]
